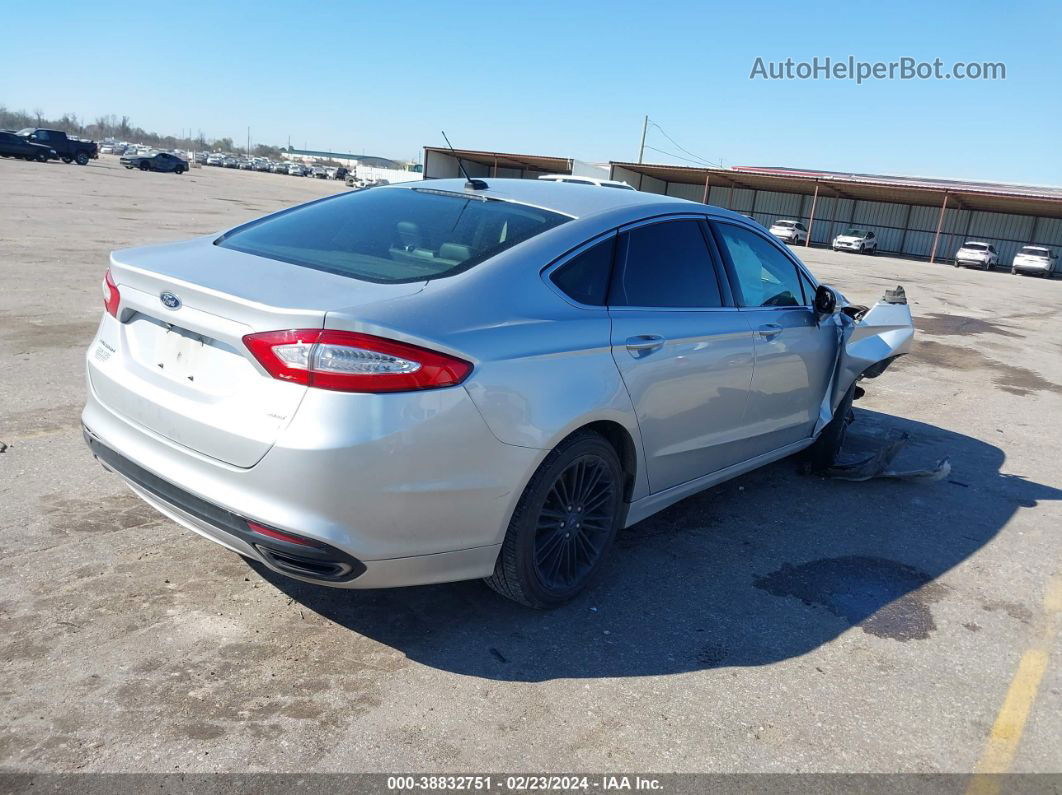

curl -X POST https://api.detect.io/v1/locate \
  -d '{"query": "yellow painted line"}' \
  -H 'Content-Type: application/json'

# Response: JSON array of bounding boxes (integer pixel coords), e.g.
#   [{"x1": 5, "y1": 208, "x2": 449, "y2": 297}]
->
[{"x1": 967, "y1": 572, "x2": 1061, "y2": 795}]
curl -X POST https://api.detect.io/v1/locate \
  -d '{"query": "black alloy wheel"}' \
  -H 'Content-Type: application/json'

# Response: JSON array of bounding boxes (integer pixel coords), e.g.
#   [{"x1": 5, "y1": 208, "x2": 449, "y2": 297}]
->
[
  {"x1": 486, "y1": 431, "x2": 624, "y2": 608},
  {"x1": 532, "y1": 455, "x2": 618, "y2": 592}
]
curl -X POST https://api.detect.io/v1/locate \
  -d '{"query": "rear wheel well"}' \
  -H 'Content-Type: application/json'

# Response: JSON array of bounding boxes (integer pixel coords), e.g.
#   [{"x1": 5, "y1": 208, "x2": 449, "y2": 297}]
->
[{"x1": 565, "y1": 421, "x2": 638, "y2": 504}]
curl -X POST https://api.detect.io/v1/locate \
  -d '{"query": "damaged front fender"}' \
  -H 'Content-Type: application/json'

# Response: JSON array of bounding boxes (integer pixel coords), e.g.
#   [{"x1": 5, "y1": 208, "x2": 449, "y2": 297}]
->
[{"x1": 814, "y1": 285, "x2": 915, "y2": 434}]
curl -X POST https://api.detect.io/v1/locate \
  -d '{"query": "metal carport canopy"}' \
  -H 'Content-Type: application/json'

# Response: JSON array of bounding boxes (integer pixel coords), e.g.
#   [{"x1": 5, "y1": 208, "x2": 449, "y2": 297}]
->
[
  {"x1": 423, "y1": 147, "x2": 573, "y2": 176},
  {"x1": 609, "y1": 161, "x2": 1062, "y2": 216}
]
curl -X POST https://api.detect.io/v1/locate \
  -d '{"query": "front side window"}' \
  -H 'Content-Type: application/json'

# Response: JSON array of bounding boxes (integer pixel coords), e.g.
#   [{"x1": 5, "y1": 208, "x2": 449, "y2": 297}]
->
[
  {"x1": 609, "y1": 220, "x2": 723, "y2": 308},
  {"x1": 216, "y1": 187, "x2": 570, "y2": 284},
  {"x1": 714, "y1": 223, "x2": 804, "y2": 308}
]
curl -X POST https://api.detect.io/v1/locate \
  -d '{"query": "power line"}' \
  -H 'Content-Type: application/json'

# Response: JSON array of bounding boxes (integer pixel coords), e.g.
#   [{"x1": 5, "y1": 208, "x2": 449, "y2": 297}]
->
[
  {"x1": 647, "y1": 119, "x2": 721, "y2": 168},
  {"x1": 642, "y1": 144, "x2": 718, "y2": 169}
]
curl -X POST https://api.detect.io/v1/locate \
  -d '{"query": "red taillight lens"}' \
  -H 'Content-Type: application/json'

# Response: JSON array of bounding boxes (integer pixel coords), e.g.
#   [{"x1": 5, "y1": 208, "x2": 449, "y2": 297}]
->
[
  {"x1": 246, "y1": 520, "x2": 320, "y2": 547},
  {"x1": 242, "y1": 329, "x2": 472, "y2": 393},
  {"x1": 102, "y1": 269, "x2": 120, "y2": 317}
]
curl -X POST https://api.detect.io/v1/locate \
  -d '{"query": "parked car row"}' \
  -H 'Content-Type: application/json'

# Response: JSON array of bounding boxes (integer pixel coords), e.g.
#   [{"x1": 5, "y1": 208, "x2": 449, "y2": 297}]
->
[
  {"x1": 764, "y1": 217, "x2": 1055, "y2": 278},
  {"x1": 955, "y1": 241, "x2": 1057, "y2": 277},
  {"x1": 196, "y1": 152, "x2": 350, "y2": 179}
]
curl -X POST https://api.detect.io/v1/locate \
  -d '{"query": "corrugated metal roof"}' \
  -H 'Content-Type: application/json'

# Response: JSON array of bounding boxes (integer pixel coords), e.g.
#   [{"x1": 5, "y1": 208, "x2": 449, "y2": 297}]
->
[
  {"x1": 609, "y1": 161, "x2": 1062, "y2": 217},
  {"x1": 424, "y1": 147, "x2": 573, "y2": 174}
]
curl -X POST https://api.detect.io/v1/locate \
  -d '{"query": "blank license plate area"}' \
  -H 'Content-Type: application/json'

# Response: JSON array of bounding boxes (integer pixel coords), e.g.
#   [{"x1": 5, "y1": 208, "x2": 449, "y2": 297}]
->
[
  {"x1": 154, "y1": 326, "x2": 206, "y2": 382},
  {"x1": 125, "y1": 314, "x2": 251, "y2": 393}
]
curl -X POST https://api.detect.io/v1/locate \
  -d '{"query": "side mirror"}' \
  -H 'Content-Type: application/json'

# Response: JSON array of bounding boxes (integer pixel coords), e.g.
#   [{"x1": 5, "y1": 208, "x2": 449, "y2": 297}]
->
[{"x1": 814, "y1": 284, "x2": 837, "y2": 315}]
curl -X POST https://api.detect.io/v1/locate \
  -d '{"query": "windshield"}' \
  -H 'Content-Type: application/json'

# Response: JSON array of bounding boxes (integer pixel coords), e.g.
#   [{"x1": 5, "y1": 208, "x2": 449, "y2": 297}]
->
[
  {"x1": 1019, "y1": 247, "x2": 1049, "y2": 257},
  {"x1": 842, "y1": 229, "x2": 867, "y2": 237},
  {"x1": 15, "y1": 128, "x2": 34, "y2": 136},
  {"x1": 963, "y1": 243, "x2": 988, "y2": 251},
  {"x1": 216, "y1": 187, "x2": 571, "y2": 284},
  {"x1": 775, "y1": 221, "x2": 795, "y2": 227}
]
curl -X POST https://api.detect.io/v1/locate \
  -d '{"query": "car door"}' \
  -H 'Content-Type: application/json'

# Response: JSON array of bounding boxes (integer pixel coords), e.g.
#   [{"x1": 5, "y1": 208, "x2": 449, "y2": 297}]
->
[
  {"x1": 608, "y1": 216, "x2": 757, "y2": 493},
  {"x1": 711, "y1": 220, "x2": 837, "y2": 456}
]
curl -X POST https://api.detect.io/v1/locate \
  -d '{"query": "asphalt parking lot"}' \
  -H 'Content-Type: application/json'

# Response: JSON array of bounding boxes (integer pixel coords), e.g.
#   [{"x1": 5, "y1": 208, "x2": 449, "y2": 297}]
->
[{"x1": 1, "y1": 156, "x2": 1060, "y2": 774}]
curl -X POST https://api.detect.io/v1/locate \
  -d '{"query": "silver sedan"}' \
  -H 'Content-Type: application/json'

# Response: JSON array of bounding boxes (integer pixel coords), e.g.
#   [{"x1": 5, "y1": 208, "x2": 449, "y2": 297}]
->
[{"x1": 83, "y1": 178, "x2": 914, "y2": 607}]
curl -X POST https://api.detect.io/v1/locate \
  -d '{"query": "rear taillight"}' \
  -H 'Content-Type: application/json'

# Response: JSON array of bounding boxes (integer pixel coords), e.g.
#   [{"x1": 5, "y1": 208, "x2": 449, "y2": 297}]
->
[
  {"x1": 242, "y1": 329, "x2": 472, "y2": 393},
  {"x1": 102, "y1": 269, "x2": 120, "y2": 317}
]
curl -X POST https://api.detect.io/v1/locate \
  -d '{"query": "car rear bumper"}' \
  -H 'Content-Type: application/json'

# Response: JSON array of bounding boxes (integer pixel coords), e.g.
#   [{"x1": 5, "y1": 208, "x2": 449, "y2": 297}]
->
[{"x1": 82, "y1": 366, "x2": 543, "y2": 589}]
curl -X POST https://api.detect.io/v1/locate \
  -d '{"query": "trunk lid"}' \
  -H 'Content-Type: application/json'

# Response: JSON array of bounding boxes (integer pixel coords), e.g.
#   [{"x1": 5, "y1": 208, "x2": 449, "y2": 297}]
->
[{"x1": 89, "y1": 237, "x2": 424, "y2": 467}]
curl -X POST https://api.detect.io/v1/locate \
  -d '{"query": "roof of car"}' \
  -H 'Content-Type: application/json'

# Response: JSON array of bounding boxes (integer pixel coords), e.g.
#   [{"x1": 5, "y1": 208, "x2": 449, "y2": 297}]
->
[{"x1": 392, "y1": 177, "x2": 732, "y2": 221}]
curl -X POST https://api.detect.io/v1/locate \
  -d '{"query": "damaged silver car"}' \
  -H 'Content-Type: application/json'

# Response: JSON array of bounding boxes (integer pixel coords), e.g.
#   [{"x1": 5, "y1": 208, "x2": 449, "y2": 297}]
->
[{"x1": 82, "y1": 178, "x2": 914, "y2": 607}]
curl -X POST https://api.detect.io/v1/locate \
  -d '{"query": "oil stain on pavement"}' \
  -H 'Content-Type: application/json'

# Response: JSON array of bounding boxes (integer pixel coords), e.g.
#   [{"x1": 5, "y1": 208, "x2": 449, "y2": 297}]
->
[{"x1": 754, "y1": 556, "x2": 947, "y2": 641}]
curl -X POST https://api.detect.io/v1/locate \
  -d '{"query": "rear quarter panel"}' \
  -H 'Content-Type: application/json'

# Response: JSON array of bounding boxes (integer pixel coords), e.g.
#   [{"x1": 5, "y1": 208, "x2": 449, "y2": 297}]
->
[{"x1": 321, "y1": 212, "x2": 658, "y2": 502}]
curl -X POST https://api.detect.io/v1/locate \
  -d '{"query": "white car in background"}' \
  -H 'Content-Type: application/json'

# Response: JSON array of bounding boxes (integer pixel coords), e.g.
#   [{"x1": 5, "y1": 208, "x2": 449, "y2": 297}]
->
[
  {"x1": 954, "y1": 241, "x2": 999, "y2": 270},
  {"x1": 1011, "y1": 245, "x2": 1056, "y2": 277},
  {"x1": 768, "y1": 219, "x2": 807, "y2": 245},
  {"x1": 832, "y1": 228, "x2": 877, "y2": 254},
  {"x1": 537, "y1": 174, "x2": 636, "y2": 190}
]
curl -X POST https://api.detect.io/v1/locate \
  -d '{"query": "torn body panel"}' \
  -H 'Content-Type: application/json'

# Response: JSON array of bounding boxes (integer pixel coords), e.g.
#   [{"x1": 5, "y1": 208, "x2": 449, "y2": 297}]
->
[{"x1": 815, "y1": 285, "x2": 915, "y2": 435}]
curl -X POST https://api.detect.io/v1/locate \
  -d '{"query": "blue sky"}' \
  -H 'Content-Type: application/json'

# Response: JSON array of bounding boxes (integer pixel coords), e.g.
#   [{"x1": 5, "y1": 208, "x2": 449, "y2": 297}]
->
[{"x1": 3, "y1": 0, "x2": 1059, "y2": 185}]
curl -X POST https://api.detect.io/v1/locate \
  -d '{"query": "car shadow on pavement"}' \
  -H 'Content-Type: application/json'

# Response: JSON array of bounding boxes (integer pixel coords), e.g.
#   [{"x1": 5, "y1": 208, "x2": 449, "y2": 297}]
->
[{"x1": 253, "y1": 408, "x2": 1062, "y2": 682}]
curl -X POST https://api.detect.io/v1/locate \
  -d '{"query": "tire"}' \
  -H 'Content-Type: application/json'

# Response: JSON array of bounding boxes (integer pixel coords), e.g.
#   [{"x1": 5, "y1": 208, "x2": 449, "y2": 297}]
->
[
  {"x1": 139, "y1": 161, "x2": 150, "y2": 171},
  {"x1": 806, "y1": 382, "x2": 856, "y2": 473},
  {"x1": 35, "y1": 151, "x2": 48, "y2": 163},
  {"x1": 61, "y1": 155, "x2": 73, "y2": 164},
  {"x1": 485, "y1": 431, "x2": 624, "y2": 608},
  {"x1": 125, "y1": 165, "x2": 134, "y2": 169},
  {"x1": 75, "y1": 151, "x2": 90, "y2": 166},
  {"x1": 174, "y1": 165, "x2": 185, "y2": 175}
]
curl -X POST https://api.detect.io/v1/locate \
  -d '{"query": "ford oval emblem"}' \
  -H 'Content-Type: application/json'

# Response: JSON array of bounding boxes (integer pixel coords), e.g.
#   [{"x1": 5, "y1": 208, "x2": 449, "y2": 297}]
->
[{"x1": 160, "y1": 291, "x2": 181, "y2": 310}]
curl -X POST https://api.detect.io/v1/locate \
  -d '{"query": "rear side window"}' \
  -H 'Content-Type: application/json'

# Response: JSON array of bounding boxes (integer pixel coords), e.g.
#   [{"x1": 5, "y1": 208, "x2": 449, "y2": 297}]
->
[
  {"x1": 216, "y1": 188, "x2": 570, "y2": 284},
  {"x1": 550, "y1": 237, "x2": 615, "y2": 306},
  {"x1": 714, "y1": 222, "x2": 804, "y2": 307},
  {"x1": 609, "y1": 220, "x2": 723, "y2": 308}
]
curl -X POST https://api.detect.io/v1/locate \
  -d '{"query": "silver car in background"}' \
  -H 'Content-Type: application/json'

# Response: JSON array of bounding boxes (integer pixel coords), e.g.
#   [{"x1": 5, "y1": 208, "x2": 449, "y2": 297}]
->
[{"x1": 83, "y1": 179, "x2": 914, "y2": 607}]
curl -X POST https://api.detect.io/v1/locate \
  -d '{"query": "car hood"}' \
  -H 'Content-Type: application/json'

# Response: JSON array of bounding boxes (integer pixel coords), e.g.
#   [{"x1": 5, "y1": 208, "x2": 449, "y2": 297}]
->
[{"x1": 834, "y1": 235, "x2": 863, "y2": 243}]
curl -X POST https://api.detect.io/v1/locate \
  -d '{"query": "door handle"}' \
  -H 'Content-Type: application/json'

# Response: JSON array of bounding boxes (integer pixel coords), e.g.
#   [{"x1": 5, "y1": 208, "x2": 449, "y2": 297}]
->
[
  {"x1": 625, "y1": 334, "x2": 665, "y2": 355},
  {"x1": 757, "y1": 323, "x2": 783, "y2": 340}
]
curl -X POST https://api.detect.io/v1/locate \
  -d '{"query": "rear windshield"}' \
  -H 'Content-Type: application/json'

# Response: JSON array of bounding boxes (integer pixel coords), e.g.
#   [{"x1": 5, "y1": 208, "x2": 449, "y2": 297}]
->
[
  {"x1": 963, "y1": 243, "x2": 987, "y2": 250},
  {"x1": 216, "y1": 187, "x2": 570, "y2": 283},
  {"x1": 1020, "y1": 247, "x2": 1049, "y2": 256}
]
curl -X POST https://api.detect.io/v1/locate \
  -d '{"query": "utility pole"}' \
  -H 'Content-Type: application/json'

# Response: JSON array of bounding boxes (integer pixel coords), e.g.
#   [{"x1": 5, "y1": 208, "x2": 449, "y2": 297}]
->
[{"x1": 638, "y1": 114, "x2": 648, "y2": 163}]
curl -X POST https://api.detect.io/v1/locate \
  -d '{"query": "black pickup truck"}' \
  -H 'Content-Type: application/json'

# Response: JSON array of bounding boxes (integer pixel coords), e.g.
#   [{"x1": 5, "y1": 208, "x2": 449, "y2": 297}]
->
[{"x1": 16, "y1": 128, "x2": 98, "y2": 165}]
